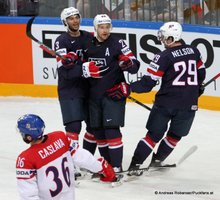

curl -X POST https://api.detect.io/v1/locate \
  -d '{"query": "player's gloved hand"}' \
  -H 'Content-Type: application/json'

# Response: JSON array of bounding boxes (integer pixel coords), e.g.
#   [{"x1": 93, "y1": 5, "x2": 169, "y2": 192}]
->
[
  {"x1": 118, "y1": 55, "x2": 133, "y2": 70},
  {"x1": 98, "y1": 157, "x2": 116, "y2": 182},
  {"x1": 61, "y1": 52, "x2": 78, "y2": 68},
  {"x1": 107, "y1": 82, "x2": 130, "y2": 101},
  {"x1": 82, "y1": 61, "x2": 109, "y2": 78},
  {"x1": 199, "y1": 84, "x2": 205, "y2": 97}
]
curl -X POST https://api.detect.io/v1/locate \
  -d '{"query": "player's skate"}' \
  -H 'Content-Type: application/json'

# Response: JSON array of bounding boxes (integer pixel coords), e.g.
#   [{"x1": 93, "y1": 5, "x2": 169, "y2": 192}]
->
[
  {"x1": 127, "y1": 163, "x2": 143, "y2": 176},
  {"x1": 149, "y1": 153, "x2": 163, "y2": 168}
]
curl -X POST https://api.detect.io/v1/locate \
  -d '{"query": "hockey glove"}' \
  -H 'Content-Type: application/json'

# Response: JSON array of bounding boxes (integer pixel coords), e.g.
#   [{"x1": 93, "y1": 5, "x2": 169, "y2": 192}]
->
[
  {"x1": 61, "y1": 52, "x2": 78, "y2": 68},
  {"x1": 118, "y1": 55, "x2": 133, "y2": 71},
  {"x1": 98, "y1": 157, "x2": 116, "y2": 182},
  {"x1": 82, "y1": 61, "x2": 109, "y2": 78},
  {"x1": 107, "y1": 82, "x2": 130, "y2": 101}
]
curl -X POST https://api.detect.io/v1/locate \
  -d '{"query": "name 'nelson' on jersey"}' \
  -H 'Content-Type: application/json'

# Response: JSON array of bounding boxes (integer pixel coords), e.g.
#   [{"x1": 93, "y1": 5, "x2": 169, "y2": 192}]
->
[{"x1": 131, "y1": 44, "x2": 206, "y2": 110}]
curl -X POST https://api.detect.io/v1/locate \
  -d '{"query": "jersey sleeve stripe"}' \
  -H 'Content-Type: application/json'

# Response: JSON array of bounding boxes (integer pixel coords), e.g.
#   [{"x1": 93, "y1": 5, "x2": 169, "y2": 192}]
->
[
  {"x1": 147, "y1": 68, "x2": 164, "y2": 78},
  {"x1": 197, "y1": 59, "x2": 205, "y2": 69}
]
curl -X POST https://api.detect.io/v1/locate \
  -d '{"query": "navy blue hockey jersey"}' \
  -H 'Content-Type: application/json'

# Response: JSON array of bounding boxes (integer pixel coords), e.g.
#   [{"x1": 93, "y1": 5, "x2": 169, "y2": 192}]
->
[
  {"x1": 54, "y1": 30, "x2": 93, "y2": 99},
  {"x1": 131, "y1": 44, "x2": 206, "y2": 110},
  {"x1": 85, "y1": 35, "x2": 140, "y2": 99}
]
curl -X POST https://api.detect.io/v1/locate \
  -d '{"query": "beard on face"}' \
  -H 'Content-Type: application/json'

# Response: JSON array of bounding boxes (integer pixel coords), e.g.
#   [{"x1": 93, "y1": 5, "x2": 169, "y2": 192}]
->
[{"x1": 69, "y1": 26, "x2": 78, "y2": 32}]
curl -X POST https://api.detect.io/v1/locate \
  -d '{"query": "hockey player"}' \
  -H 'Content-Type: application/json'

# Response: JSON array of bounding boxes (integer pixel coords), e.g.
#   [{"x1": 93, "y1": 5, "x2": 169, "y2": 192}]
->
[
  {"x1": 54, "y1": 7, "x2": 102, "y2": 155},
  {"x1": 16, "y1": 114, "x2": 116, "y2": 200},
  {"x1": 126, "y1": 21, "x2": 206, "y2": 175},
  {"x1": 84, "y1": 14, "x2": 140, "y2": 172}
]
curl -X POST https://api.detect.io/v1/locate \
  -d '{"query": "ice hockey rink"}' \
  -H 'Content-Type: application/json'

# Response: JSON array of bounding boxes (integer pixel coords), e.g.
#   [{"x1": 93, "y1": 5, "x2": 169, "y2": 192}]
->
[{"x1": 0, "y1": 96, "x2": 219, "y2": 200}]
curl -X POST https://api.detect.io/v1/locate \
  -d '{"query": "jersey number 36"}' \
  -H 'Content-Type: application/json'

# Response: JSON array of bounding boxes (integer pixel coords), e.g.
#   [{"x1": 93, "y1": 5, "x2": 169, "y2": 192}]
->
[{"x1": 46, "y1": 157, "x2": 71, "y2": 197}]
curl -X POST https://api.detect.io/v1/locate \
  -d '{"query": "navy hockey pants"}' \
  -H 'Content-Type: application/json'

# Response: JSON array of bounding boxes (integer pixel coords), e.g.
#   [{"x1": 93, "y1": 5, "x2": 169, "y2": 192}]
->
[{"x1": 146, "y1": 105, "x2": 196, "y2": 143}]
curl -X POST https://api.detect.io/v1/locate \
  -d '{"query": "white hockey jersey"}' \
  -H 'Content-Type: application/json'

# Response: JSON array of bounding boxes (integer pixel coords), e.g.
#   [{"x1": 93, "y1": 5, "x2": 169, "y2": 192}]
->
[{"x1": 16, "y1": 131, "x2": 102, "y2": 200}]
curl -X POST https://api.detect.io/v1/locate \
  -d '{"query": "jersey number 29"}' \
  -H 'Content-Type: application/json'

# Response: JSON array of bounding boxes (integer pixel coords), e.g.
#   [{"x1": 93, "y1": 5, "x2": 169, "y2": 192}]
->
[{"x1": 173, "y1": 60, "x2": 198, "y2": 86}]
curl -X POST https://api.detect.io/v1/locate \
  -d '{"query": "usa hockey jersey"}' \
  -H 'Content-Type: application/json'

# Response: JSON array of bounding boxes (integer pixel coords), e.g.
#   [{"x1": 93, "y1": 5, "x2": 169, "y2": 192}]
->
[
  {"x1": 85, "y1": 35, "x2": 140, "y2": 99},
  {"x1": 54, "y1": 30, "x2": 93, "y2": 99},
  {"x1": 131, "y1": 44, "x2": 206, "y2": 110}
]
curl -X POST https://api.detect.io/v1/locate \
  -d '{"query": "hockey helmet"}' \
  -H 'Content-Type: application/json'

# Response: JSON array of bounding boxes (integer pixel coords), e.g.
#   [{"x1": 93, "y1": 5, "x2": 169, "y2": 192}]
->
[
  {"x1": 60, "y1": 7, "x2": 80, "y2": 26},
  {"x1": 157, "y1": 21, "x2": 182, "y2": 43},
  {"x1": 93, "y1": 14, "x2": 112, "y2": 28},
  {"x1": 17, "y1": 114, "x2": 45, "y2": 141}
]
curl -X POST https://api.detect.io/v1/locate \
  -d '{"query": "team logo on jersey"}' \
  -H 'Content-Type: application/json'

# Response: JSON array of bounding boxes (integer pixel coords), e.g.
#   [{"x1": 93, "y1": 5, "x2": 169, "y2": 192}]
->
[{"x1": 88, "y1": 58, "x2": 106, "y2": 66}]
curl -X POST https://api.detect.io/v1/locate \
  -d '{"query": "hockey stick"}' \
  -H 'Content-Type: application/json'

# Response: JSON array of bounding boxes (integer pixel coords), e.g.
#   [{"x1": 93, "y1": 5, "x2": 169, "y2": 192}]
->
[
  {"x1": 26, "y1": 17, "x2": 109, "y2": 78},
  {"x1": 120, "y1": 145, "x2": 198, "y2": 175},
  {"x1": 202, "y1": 72, "x2": 220, "y2": 89},
  {"x1": 128, "y1": 72, "x2": 220, "y2": 111},
  {"x1": 112, "y1": 146, "x2": 197, "y2": 186},
  {"x1": 128, "y1": 96, "x2": 152, "y2": 111},
  {"x1": 90, "y1": 145, "x2": 197, "y2": 187},
  {"x1": 79, "y1": 146, "x2": 197, "y2": 187},
  {"x1": 177, "y1": 145, "x2": 198, "y2": 165},
  {"x1": 26, "y1": 16, "x2": 67, "y2": 61}
]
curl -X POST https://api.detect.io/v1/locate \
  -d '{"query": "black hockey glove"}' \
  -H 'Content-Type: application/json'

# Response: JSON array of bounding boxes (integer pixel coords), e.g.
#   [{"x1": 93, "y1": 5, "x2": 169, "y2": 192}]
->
[{"x1": 107, "y1": 82, "x2": 130, "y2": 101}]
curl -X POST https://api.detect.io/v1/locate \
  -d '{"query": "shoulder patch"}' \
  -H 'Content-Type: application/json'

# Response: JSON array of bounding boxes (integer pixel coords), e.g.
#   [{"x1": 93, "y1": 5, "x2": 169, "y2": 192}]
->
[
  {"x1": 149, "y1": 62, "x2": 160, "y2": 72},
  {"x1": 121, "y1": 47, "x2": 131, "y2": 55},
  {"x1": 16, "y1": 168, "x2": 36, "y2": 179}
]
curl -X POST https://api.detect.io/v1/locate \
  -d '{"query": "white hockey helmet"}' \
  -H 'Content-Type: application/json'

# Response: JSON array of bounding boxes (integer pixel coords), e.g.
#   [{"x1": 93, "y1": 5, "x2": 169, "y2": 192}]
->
[
  {"x1": 93, "y1": 14, "x2": 112, "y2": 28},
  {"x1": 60, "y1": 7, "x2": 80, "y2": 26},
  {"x1": 157, "y1": 21, "x2": 182, "y2": 42}
]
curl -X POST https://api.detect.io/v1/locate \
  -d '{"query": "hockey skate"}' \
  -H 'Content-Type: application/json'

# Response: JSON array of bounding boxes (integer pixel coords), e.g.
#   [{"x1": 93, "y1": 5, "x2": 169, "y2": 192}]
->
[
  {"x1": 127, "y1": 164, "x2": 144, "y2": 176},
  {"x1": 149, "y1": 153, "x2": 163, "y2": 168}
]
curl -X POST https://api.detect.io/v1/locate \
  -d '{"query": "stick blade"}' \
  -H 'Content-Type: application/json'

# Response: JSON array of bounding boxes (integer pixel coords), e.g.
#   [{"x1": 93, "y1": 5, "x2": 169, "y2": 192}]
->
[
  {"x1": 177, "y1": 145, "x2": 198, "y2": 165},
  {"x1": 26, "y1": 16, "x2": 38, "y2": 42}
]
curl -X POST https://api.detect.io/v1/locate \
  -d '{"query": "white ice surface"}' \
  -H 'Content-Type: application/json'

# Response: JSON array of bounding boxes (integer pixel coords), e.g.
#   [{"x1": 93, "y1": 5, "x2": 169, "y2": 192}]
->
[{"x1": 0, "y1": 96, "x2": 219, "y2": 200}]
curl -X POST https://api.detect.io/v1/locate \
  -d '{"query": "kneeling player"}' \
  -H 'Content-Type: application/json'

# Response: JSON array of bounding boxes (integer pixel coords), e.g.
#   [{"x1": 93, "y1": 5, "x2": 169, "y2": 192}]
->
[{"x1": 16, "y1": 114, "x2": 116, "y2": 199}]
